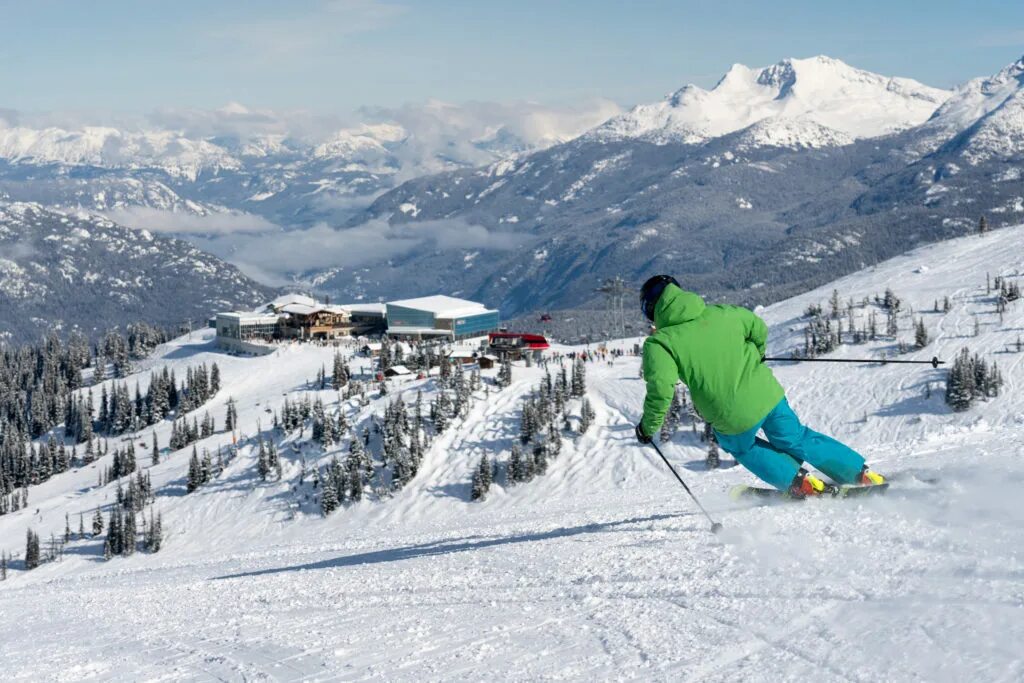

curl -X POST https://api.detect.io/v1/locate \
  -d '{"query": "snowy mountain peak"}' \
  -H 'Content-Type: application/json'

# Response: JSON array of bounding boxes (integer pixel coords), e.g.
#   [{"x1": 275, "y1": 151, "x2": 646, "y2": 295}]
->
[
  {"x1": 591, "y1": 55, "x2": 950, "y2": 148},
  {"x1": 918, "y1": 55, "x2": 1024, "y2": 163}
]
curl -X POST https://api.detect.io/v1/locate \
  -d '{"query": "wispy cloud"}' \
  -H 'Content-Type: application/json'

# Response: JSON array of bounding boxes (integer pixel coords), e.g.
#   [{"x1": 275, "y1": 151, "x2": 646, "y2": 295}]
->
[
  {"x1": 104, "y1": 207, "x2": 278, "y2": 235},
  {"x1": 181, "y1": 217, "x2": 526, "y2": 286},
  {"x1": 207, "y1": 0, "x2": 407, "y2": 61}
]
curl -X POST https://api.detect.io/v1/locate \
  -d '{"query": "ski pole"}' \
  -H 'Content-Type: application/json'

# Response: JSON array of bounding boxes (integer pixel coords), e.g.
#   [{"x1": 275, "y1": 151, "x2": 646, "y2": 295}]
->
[
  {"x1": 648, "y1": 440, "x2": 723, "y2": 534},
  {"x1": 763, "y1": 355, "x2": 944, "y2": 368}
]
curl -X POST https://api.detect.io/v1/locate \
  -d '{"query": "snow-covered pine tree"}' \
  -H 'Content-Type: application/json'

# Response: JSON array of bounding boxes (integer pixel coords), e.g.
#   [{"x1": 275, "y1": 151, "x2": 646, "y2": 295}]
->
[
  {"x1": 187, "y1": 447, "x2": 202, "y2": 492},
  {"x1": 533, "y1": 443, "x2": 548, "y2": 476},
  {"x1": 470, "y1": 455, "x2": 492, "y2": 501},
  {"x1": 321, "y1": 468, "x2": 339, "y2": 515},
  {"x1": 346, "y1": 452, "x2": 364, "y2": 501},
  {"x1": 579, "y1": 398, "x2": 595, "y2": 434},
  {"x1": 945, "y1": 348, "x2": 975, "y2": 412},
  {"x1": 547, "y1": 423, "x2": 562, "y2": 458},
  {"x1": 92, "y1": 508, "x2": 104, "y2": 536},
  {"x1": 571, "y1": 358, "x2": 586, "y2": 397},
  {"x1": 257, "y1": 438, "x2": 270, "y2": 481},
  {"x1": 122, "y1": 509, "x2": 136, "y2": 556},
  {"x1": 25, "y1": 528, "x2": 40, "y2": 569},
  {"x1": 508, "y1": 444, "x2": 523, "y2": 485},
  {"x1": 200, "y1": 449, "x2": 213, "y2": 485},
  {"x1": 224, "y1": 397, "x2": 237, "y2": 431},
  {"x1": 914, "y1": 319, "x2": 929, "y2": 349}
]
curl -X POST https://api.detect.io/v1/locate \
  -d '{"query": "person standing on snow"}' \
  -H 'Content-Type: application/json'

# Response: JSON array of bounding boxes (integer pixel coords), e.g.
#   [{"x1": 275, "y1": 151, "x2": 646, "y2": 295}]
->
[{"x1": 634, "y1": 275, "x2": 885, "y2": 497}]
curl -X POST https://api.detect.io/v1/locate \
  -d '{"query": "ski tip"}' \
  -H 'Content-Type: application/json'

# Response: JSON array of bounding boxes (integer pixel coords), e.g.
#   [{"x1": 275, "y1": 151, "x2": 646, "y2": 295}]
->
[{"x1": 728, "y1": 485, "x2": 749, "y2": 501}]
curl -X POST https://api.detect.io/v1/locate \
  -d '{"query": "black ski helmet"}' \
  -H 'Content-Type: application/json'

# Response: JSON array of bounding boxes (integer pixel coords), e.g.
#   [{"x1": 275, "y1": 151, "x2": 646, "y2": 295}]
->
[{"x1": 640, "y1": 275, "x2": 680, "y2": 322}]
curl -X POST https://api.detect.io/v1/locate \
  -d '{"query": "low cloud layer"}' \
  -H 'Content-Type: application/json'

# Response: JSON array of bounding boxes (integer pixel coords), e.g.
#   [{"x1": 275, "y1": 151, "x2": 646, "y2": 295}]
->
[
  {"x1": 185, "y1": 217, "x2": 527, "y2": 286},
  {"x1": 104, "y1": 207, "x2": 279, "y2": 235}
]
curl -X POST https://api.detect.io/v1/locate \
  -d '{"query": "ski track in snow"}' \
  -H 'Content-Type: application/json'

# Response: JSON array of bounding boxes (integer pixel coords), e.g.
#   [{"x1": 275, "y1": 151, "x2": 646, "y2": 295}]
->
[{"x1": 2, "y1": 227, "x2": 1024, "y2": 681}]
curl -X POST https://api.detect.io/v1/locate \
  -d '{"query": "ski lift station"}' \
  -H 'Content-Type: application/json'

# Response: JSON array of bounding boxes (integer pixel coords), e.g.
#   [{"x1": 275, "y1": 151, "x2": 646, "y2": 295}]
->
[{"x1": 214, "y1": 293, "x2": 499, "y2": 353}]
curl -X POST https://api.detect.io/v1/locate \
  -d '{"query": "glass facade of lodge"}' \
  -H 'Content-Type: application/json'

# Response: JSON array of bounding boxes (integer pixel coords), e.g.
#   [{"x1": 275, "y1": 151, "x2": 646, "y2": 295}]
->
[{"x1": 386, "y1": 305, "x2": 500, "y2": 339}]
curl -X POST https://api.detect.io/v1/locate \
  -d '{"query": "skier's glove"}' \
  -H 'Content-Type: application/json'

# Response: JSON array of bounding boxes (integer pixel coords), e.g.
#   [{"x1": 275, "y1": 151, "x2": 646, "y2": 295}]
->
[{"x1": 635, "y1": 423, "x2": 653, "y2": 445}]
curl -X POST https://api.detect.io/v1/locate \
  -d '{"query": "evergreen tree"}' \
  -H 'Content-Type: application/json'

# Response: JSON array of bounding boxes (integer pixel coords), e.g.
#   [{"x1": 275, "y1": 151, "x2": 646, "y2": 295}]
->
[
  {"x1": 25, "y1": 528, "x2": 40, "y2": 569},
  {"x1": 257, "y1": 438, "x2": 270, "y2": 481},
  {"x1": 470, "y1": 455, "x2": 493, "y2": 501},
  {"x1": 579, "y1": 398, "x2": 594, "y2": 434},
  {"x1": 187, "y1": 447, "x2": 202, "y2": 493},
  {"x1": 571, "y1": 358, "x2": 586, "y2": 397},
  {"x1": 121, "y1": 509, "x2": 136, "y2": 556},
  {"x1": 321, "y1": 468, "x2": 340, "y2": 515},
  {"x1": 92, "y1": 508, "x2": 104, "y2": 536},
  {"x1": 945, "y1": 348, "x2": 975, "y2": 412},
  {"x1": 508, "y1": 444, "x2": 523, "y2": 485},
  {"x1": 914, "y1": 319, "x2": 929, "y2": 349},
  {"x1": 151, "y1": 432, "x2": 160, "y2": 466},
  {"x1": 979, "y1": 214, "x2": 988, "y2": 234}
]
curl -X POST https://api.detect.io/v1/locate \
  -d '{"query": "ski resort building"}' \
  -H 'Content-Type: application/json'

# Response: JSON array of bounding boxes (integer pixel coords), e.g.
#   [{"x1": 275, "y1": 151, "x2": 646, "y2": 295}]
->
[
  {"x1": 214, "y1": 294, "x2": 498, "y2": 351},
  {"x1": 214, "y1": 312, "x2": 280, "y2": 355},
  {"x1": 341, "y1": 303, "x2": 387, "y2": 336},
  {"x1": 385, "y1": 296, "x2": 500, "y2": 341},
  {"x1": 488, "y1": 332, "x2": 550, "y2": 360},
  {"x1": 266, "y1": 294, "x2": 353, "y2": 341}
]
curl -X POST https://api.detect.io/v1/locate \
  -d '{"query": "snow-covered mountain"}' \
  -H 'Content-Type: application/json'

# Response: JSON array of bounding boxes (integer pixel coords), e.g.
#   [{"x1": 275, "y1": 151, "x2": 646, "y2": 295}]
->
[
  {"x1": 339, "y1": 55, "x2": 1023, "y2": 316},
  {"x1": 0, "y1": 101, "x2": 619, "y2": 230},
  {"x1": 0, "y1": 202, "x2": 274, "y2": 341},
  {"x1": 2, "y1": 223, "x2": 1023, "y2": 680},
  {"x1": 590, "y1": 56, "x2": 950, "y2": 148},
  {"x1": 920, "y1": 55, "x2": 1024, "y2": 163}
]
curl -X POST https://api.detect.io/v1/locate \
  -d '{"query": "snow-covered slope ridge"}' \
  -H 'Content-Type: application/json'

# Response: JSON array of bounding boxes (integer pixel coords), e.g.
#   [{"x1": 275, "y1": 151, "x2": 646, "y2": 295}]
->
[
  {"x1": 919, "y1": 54, "x2": 1024, "y2": 162},
  {"x1": 592, "y1": 55, "x2": 950, "y2": 147},
  {"x1": 1, "y1": 226, "x2": 1024, "y2": 680}
]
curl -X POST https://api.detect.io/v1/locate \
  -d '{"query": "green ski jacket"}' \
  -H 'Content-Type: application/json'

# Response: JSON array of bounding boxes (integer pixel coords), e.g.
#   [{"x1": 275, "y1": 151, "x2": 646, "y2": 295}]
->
[{"x1": 640, "y1": 284, "x2": 784, "y2": 436}]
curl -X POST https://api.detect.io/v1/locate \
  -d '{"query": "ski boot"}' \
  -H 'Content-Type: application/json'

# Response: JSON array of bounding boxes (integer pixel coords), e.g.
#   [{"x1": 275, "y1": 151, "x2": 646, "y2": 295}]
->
[
  {"x1": 858, "y1": 465, "x2": 886, "y2": 487},
  {"x1": 788, "y1": 469, "x2": 837, "y2": 499}
]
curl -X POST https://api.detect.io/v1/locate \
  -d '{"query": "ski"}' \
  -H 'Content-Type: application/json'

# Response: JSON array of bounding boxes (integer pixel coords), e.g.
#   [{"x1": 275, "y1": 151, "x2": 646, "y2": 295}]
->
[{"x1": 730, "y1": 482, "x2": 890, "y2": 502}]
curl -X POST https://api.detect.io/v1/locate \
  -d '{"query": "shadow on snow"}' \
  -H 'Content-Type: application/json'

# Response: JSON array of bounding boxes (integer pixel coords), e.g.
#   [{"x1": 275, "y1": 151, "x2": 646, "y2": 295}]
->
[{"x1": 212, "y1": 511, "x2": 697, "y2": 580}]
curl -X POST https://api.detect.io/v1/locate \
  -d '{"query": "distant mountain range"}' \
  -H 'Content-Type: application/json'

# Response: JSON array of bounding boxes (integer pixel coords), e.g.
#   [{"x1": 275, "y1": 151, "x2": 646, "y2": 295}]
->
[
  {"x1": 2, "y1": 55, "x2": 1023, "y2": 327},
  {"x1": 327, "y1": 55, "x2": 1024, "y2": 314},
  {"x1": 0, "y1": 101, "x2": 618, "y2": 229},
  {"x1": 0, "y1": 203, "x2": 273, "y2": 343}
]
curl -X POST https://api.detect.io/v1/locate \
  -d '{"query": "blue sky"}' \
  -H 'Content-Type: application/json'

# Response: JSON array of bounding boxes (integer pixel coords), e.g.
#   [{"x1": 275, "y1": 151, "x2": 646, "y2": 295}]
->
[{"x1": 2, "y1": 0, "x2": 1022, "y2": 113}]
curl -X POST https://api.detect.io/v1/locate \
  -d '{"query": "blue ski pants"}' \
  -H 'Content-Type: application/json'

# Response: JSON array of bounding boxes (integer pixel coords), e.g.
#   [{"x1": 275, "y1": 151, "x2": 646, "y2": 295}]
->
[{"x1": 714, "y1": 398, "x2": 865, "y2": 490}]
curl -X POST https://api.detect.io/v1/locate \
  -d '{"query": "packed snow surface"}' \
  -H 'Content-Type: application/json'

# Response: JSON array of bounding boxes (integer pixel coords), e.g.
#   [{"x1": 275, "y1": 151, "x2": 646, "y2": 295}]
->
[{"x1": 2, "y1": 226, "x2": 1024, "y2": 681}]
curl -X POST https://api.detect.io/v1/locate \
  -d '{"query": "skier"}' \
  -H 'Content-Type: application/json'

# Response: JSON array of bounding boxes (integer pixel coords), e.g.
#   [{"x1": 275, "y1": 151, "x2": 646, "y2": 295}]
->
[{"x1": 634, "y1": 275, "x2": 885, "y2": 497}]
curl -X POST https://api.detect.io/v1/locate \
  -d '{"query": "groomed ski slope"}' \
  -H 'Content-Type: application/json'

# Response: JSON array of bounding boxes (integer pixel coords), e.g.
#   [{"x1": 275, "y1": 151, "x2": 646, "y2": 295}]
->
[{"x1": 2, "y1": 226, "x2": 1024, "y2": 682}]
